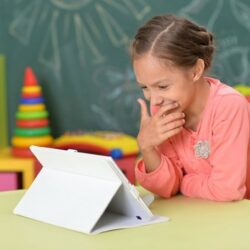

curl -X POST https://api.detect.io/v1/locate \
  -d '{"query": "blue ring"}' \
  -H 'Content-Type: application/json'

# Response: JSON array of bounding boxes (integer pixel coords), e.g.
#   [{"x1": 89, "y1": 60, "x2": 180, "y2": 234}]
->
[
  {"x1": 20, "y1": 97, "x2": 44, "y2": 104},
  {"x1": 110, "y1": 149, "x2": 123, "y2": 159}
]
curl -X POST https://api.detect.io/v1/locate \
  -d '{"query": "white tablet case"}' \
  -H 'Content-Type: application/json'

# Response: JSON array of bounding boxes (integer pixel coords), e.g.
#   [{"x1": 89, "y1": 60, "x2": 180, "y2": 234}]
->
[{"x1": 14, "y1": 146, "x2": 168, "y2": 234}]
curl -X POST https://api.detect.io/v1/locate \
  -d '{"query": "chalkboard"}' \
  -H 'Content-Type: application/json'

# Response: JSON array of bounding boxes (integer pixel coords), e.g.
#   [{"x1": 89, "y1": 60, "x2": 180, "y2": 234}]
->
[{"x1": 1, "y1": 0, "x2": 250, "y2": 141}]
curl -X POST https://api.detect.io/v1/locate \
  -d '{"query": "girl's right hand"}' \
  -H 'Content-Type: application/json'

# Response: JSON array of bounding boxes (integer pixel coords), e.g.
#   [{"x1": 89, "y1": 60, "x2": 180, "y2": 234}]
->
[{"x1": 137, "y1": 98, "x2": 185, "y2": 152}]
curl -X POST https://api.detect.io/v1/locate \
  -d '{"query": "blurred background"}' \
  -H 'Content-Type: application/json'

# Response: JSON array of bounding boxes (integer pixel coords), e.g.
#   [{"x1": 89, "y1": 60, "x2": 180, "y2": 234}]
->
[{"x1": 1, "y1": 0, "x2": 250, "y2": 143}]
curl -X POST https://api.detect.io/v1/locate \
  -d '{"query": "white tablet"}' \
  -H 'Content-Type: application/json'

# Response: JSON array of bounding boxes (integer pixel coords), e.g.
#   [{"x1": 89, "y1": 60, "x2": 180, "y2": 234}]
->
[{"x1": 14, "y1": 146, "x2": 168, "y2": 234}]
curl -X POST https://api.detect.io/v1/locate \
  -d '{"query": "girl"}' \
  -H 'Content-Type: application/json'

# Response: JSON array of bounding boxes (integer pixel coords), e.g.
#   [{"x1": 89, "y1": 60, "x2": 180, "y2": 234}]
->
[{"x1": 130, "y1": 14, "x2": 250, "y2": 201}]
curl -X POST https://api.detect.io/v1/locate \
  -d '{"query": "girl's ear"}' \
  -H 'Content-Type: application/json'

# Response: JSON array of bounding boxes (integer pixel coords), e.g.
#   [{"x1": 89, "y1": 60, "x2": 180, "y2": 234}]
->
[{"x1": 192, "y1": 58, "x2": 205, "y2": 82}]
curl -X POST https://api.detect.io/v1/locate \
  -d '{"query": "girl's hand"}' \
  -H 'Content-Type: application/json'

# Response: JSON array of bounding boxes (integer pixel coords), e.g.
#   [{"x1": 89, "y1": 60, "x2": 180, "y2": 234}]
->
[{"x1": 137, "y1": 98, "x2": 185, "y2": 151}]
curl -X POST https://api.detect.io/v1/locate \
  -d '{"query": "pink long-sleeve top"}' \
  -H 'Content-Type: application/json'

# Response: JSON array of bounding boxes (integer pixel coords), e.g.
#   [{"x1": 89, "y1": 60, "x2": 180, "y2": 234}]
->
[{"x1": 136, "y1": 77, "x2": 250, "y2": 201}]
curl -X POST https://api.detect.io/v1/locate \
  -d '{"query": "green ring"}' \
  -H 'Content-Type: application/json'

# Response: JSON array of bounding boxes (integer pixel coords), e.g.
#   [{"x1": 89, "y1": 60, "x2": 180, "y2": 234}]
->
[
  {"x1": 14, "y1": 127, "x2": 51, "y2": 137},
  {"x1": 16, "y1": 110, "x2": 48, "y2": 120}
]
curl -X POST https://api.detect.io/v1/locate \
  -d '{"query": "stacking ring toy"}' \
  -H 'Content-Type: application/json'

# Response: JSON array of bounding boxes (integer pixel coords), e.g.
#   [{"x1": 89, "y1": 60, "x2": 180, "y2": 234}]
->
[
  {"x1": 20, "y1": 97, "x2": 44, "y2": 104},
  {"x1": 16, "y1": 110, "x2": 48, "y2": 120},
  {"x1": 12, "y1": 147, "x2": 34, "y2": 158},
  {"x1": 15, "y1": 127, "x2": 51, "y2": 137},
  {"x1": 19, "y1": 104, "x2": 45, "y2": 112},
  {"x1": 12, "y1": 135, "x2": 53, "y2": 148},
  {"x1": 22, "y1": 92, "x2": 41, "y2": 98},
  {"x1": 22, "y1": 86, "x2": 41, "y2": 94},
  {"x1": 16, "y1": 119, "x2": 49, "y2": 128}
]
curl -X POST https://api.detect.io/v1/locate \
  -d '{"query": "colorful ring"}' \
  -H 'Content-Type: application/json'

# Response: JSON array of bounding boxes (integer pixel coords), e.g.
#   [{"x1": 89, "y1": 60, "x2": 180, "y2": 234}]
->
[
  {"x1": 12, "y1": 135, "x2": 53, "y2": 148},
  {"x1": 22, "y1": 86, "x2": 41, "y2": 94},
  {"x1": 20, "y1": 97, "x2": 44, "y2": 104},
  {"x1": 19, "y1": 104, "x2": 45, "y2": 112},
  {"x1": 22, "y1": 92, "x2": 41, "y2": 98},
  {"x1": 16, "y1": 119, "x2": 49, "y2": 128},
  {"x1": 15, "y1": 127, "x2": 51, "y2": 137},
  {"x1": 16, "y1": 110, "x2": 48, "y2": 120},
  {"x1": 11, "y1": 147, "x2": 34, "y2": 158}
]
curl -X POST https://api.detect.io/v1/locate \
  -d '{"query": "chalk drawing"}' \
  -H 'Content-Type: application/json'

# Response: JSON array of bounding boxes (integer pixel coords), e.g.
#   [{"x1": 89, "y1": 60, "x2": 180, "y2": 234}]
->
[
  {"x1": 5, "y1": 0, "x2": 250, "y2": 136},
  {"x1": 74, "y1": 13, "x2": 105, "y2": 66},
  {"x1": 8, "y1": 0, "x2": 151, "y2": 73},
  {"x1": 217, "y1": 46, "x2": 250, "y2": 83},
  {"x1": 231, "y1": 0, "x2": 250, "y2": 31},
  {"x1": 9, "y1": 0, "x2": 42, "y2": 45},
  {"x1": 206, "y1": 0, "x2": 224, "y2": 31},
  {"x1": 63, "y1": 13, "x2": 71, "y2": 37},
  {"x1": 92, "y1": 65, "x2": 141, "y2": 132},
  {"x1": 95, "y1": 3, "x2": 129, "y2": 47},
  {"x1": 91, "y1": 104, "x2": 120, "y2": 130},
  {"x1": 219, "y1": 35, "x2": 238, "y2": 49},
  {"x1": 179, "y1": 0, "x2": 224, "y2": 31},
  {"x1": 50, "y1": 0, "x2": 92, "y2": 10},
  {"x1": 93, "y1": 65, "x2": 136, "y2": 87},
  {"x1": 38, "y1": 3, "x2": 50, "y2": 25},
  {"x1": 38, "y1": 10, "x2": 61, "y2": 73},
  {"x1": 122, "y1": 0, "x2": 151, "y2": 21},
  {"x1": 103, "y1": 0, "x2": 129, "y2": 15},
  {"x1": 179, "y1": 0, "x2": 210, "y2": 17},
  {"x1": 85, "y1": 13, "x2": 101, "y2": 40}
]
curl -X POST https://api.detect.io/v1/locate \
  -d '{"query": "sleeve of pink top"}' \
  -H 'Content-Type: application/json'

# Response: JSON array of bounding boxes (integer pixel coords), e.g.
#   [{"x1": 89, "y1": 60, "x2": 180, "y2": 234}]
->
[
  {"x1": 181, "y1": 95, "x2": 250, "y2": 201},
  {"x1": 135, "y1": 140, "x2": 183, "y2": 198}
]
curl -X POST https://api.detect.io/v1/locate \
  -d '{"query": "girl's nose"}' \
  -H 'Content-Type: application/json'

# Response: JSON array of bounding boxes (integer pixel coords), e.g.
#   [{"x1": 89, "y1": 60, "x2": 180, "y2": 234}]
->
[{"x1": 150, "y1": 94, "x2": 164, "y2": 106}]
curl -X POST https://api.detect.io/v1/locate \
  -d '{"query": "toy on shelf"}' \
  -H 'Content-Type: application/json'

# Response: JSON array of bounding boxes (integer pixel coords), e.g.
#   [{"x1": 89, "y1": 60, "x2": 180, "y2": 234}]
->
[
  {"x1": 234, "y1": 84, "x2": 250, "y2": 102},
  {"x1": 11, "y1": 67, "x2": 53, "y2": 158},
  {"x1": 53, "y1": 131, "x2": 138, "y2": 158},
  {"x1": 53, "y1": 131, "x2": 139, "y2": 184}
]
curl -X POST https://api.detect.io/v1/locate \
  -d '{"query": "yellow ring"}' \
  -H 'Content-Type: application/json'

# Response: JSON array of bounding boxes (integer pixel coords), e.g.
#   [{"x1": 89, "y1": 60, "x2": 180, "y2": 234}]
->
[
  {"x1": 12, "y1": 135, "x2": 53, "y2": 148},
  {"x1": 19, "y1": 104, "x2": 45, "y2": 112},
  {"x1": 22, "y1": 86, "x2": 41, "y2": 94}
]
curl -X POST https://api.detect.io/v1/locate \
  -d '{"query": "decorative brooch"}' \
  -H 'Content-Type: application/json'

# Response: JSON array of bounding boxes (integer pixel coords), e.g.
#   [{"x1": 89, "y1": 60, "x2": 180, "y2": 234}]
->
[{"x1": 194, "y1": 141, "x2": 210, "y2": 159}]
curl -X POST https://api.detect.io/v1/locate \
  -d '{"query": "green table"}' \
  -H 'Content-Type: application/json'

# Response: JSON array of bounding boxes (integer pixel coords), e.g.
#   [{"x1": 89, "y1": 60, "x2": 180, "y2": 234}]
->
[{"x1": 1, "y1": 190, "x2": 250, "y2": 250}]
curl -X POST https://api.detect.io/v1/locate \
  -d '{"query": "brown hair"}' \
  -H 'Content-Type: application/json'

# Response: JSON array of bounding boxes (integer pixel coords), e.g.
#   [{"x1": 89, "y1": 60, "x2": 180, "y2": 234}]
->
[{"x1": 130, "y1": 14, "x2": 215, "y2": 70}]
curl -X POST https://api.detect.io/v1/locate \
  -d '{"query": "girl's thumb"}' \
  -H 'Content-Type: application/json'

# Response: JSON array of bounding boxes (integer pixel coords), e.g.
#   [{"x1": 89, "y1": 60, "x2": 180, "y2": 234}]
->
[{"x1": 137, "y1": 98, "x2": 149, "y2": 121}]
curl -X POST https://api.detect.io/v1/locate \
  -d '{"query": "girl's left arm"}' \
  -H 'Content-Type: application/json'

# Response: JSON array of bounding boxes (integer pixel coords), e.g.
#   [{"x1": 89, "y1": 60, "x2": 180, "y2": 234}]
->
[{"x1": 181, "y1": 95, "x2": 250, "y2": 201}]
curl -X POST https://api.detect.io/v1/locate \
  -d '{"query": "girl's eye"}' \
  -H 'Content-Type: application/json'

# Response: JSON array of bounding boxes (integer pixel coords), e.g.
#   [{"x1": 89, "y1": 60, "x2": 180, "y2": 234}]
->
[
  {"x1": 158, "y1": 85, "x2": 168, "y2": 89},
  {"x1": 141, "y1": 86, "x2": 148, "y2": 90}
]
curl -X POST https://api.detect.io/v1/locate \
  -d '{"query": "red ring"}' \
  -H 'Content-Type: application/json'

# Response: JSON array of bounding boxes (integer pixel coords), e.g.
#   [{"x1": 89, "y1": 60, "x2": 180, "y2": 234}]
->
[
  {"x1": 11, "y1": 147, "x2": 35, "y2": 158},
  {"x1": 22, "y1": 92, "x2": 42, "y2": 98},
  {"x1": 16, "y1": 119, "x2": 49, "y2": 128}
]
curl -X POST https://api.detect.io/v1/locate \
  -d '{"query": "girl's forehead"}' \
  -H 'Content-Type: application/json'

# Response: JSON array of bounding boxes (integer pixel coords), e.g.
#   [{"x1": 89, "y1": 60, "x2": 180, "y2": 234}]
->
[
  {"x1": 134, "y1": 54, "x2": 183, "y2": 73},
  {"x1": 134, "y1": 56, "x2": 185, "y2": 83}
]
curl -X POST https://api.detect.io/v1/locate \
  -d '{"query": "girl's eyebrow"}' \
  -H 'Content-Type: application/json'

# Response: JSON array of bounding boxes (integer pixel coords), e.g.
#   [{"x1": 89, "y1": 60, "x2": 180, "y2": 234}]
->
[
  {"x1": 152, "y1": 79, "x2": 171, "y2": 86},
  {"x1": 137, "y1": 79, "x2": 170, "y2": 87}
]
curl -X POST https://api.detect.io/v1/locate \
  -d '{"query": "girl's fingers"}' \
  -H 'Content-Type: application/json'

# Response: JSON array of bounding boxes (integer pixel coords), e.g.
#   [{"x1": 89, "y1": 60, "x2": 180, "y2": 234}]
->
[
  {"x1": 160, "y1": 112, "x2": 185, "y2": 125},
  {"x1": 161, "y1": 119, "x2": 185, "y2": 133},
  {"x1": 137, "y1": 98, "x2": 150, "y2": 123},
  {"x1": 163, "y1": 126, "x2": 184, "y2": 139},
  {"x1": 155, "y1": 102, "x2": 179, "y2": 118}
]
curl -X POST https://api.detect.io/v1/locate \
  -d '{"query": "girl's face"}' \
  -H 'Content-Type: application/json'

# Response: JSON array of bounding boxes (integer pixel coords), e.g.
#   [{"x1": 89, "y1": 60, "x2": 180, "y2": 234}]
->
[{"x1": 133, "y1": 54, "x2": 197, "y2": 114}]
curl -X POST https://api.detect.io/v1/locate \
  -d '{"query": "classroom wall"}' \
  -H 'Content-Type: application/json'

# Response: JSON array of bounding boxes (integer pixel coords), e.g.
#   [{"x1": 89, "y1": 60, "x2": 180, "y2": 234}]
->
[{"x1": 1, "y1": 0, "x2": 250, "y2": 143}]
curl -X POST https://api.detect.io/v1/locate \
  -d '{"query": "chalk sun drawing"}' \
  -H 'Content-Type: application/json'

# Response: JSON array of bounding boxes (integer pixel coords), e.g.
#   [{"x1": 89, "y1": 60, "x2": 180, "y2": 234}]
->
[{"x1": 8, "y1": 0, "x2": 151, "y2": 72}]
